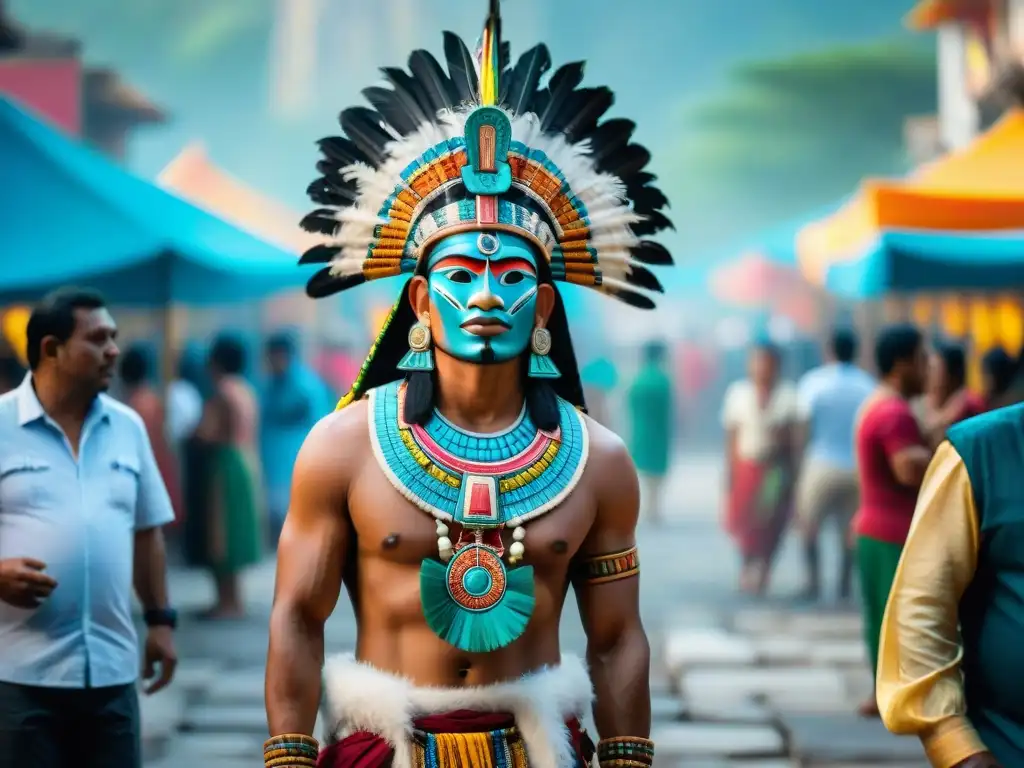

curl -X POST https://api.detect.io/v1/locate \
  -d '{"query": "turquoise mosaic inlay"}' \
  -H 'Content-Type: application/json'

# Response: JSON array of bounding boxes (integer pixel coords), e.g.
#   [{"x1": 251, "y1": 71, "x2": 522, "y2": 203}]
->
[{"x1": 368, "y1": 379, "x2": 588, "y2": 526}]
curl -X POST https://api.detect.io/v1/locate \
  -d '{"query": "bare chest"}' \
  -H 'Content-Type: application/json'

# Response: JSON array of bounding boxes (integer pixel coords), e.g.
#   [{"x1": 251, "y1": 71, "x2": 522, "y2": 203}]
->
[{"x1": 349, "y1": 463, "x2": 596, "y2": 573}]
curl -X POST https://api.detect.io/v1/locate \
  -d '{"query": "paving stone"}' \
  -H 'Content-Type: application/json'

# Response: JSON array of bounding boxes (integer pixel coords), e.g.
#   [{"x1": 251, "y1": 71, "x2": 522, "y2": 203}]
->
[
  {"x1": 652, "y1": 722, "x2": 786, "y2": 758},
  {"x1": 160, "y1": 732, "x2": 258, "y2": 758},
  {"x1": 664, "y1": 628, "x2": 758, "y2": 673},
  {"x1": 681, "y1": 668, "x2": 847, "y2": 713},
  {"x1": 808, "y1": 640, "x2": 867, "y2": 667},
  {"x1": 141, "y1": 689, "x2": 188, "y2": 743},
  {"x1": 841, "y1": 668, "x2": 875, "y2": 706},
  {"x1": 753, "y1": 636, "x2": 812, "y2": 665},
  {"x1": 682, "y1": 698, "x2": 776, "y2": 725},
  {"x1": 733, "y1": 610, "x2": 862, "y2": 640},
  {"x1": 732, "y1": 609, "x2": 790, "y2": 636},
  {"x1": 183, "y1": 703, "x2": 267, "y2": 733},
  {"x1": 173, "y1": 660, "x2": 226, "y2": 696},
  {"x1": 204, "y1": 669, "x2": 265, "y2": 704},
  {"x1": 662, "y1": 606, "x2": 724, "y2": 629},
  {"x1": 783, "y1": 714, "x2": 925, "y2": 764},
  {"x1": 651, "y1": 693, "x2": 685, "y2": 720},
  {"x1": 784, "y1": 613, "x2": 863, "y2": 639}
]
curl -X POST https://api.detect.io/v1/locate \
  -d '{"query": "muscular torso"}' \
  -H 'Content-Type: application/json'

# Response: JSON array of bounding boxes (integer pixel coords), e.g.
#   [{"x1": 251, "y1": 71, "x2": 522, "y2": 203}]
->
[{"x1": 342, "y1": 410, "x2": 598, "y2": 687}]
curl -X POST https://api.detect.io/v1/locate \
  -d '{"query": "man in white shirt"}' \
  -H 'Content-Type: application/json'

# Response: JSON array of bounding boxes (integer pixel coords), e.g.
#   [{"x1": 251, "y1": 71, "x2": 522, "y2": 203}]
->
[
  {"x1": 0, "y1": 289, "x2": 177, "y2": 768},
  {"x1": 794, "y1": 328, "x2": 875, "y2": 602}
]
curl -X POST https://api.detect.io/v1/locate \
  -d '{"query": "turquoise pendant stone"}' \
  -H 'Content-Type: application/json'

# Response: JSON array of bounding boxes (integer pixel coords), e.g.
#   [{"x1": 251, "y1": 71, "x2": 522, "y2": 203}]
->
[{"x1": 463, "y1": 566, "x2": 492, "y2": 597}]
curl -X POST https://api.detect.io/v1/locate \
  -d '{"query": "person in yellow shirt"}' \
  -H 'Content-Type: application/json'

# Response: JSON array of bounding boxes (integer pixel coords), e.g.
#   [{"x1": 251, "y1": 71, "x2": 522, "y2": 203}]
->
[{"x1": 876, "y1": 404, "x2": 1024, "y2": 768}]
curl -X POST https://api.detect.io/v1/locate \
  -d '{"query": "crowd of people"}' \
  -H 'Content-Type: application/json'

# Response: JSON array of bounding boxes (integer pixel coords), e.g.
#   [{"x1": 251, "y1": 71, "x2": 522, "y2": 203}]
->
[
  {"x1": 0, "y1": 288, "x2": 344, "y2": 766},
  {"x1": 719, "y1": 322, "x2": 1023, "y2": 748}
]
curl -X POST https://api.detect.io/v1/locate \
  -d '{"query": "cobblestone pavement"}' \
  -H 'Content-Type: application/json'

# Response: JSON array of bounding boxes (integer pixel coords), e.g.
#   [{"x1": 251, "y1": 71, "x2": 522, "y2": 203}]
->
[{"x1": 142, "y1": 453, "x2": 928, "y2": 767}]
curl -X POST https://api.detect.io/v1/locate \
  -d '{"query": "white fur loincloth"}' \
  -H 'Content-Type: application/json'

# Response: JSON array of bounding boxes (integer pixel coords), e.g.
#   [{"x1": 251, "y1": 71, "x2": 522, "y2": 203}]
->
[{"x1": 321, "y1": 653, "x2": 594, "y2": 768}]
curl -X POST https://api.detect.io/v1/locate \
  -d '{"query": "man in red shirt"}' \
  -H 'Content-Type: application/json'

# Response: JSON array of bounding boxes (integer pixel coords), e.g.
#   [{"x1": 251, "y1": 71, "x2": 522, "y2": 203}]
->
[{"x1": 853, "y1": 324, "x2": 931, "y2": 717}]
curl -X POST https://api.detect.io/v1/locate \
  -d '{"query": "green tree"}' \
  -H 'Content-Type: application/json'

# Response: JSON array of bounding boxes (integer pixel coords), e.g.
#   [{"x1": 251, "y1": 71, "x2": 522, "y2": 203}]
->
[{"x1": 668, "y1": 38, "x2": 938, "y2": 253}]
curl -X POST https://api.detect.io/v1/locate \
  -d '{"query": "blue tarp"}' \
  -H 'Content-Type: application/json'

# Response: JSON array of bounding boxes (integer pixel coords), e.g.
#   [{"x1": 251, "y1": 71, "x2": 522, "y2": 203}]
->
[
  {"x1": 825, "y1": 229, "x2": 1024, "y2": 299},
  {"x1": 0, "y1": 97, "x2": 314, "y2": 305}
]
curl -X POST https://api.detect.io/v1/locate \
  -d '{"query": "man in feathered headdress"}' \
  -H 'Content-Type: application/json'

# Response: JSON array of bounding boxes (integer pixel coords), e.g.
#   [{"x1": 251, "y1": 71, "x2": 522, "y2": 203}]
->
[{"x1": 264, "y1": 3, "x2": 673, "y2": 767}]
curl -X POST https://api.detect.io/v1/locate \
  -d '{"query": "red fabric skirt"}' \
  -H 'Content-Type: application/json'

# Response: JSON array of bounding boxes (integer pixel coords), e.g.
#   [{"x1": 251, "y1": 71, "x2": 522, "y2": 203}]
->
[
  {"x1": 316, "y1": 709, "x2": 593, "y2": 767},
  {"x1": 726, "y1": 458, "x2": 791, "y2": 561}
]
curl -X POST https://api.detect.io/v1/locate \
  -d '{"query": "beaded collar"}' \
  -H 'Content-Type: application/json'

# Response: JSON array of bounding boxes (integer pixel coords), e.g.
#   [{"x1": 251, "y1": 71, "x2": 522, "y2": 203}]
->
[{"x1": 367, "y1": 379, "x2": 589, "y2": 652}]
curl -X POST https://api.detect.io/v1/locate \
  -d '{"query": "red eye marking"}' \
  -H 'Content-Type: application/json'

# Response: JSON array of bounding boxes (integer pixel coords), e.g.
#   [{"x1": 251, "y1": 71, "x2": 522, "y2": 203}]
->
[
  {"x1": 433, "y1": 256, "x2": 486, "y2": 274},
  {"x1": 490, "y1": 258, "x2": 536, "y2": 276}
]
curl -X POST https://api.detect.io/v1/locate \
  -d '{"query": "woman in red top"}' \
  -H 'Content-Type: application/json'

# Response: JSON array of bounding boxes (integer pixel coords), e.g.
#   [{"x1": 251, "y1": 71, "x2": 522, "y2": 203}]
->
[{"x1": 853, "y1": 324, "x2": 931, "y2": 717}]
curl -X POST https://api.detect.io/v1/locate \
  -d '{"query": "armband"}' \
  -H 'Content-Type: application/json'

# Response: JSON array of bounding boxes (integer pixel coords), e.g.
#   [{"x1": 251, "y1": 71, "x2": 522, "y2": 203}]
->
[
  {"x1": 597, "y1": 736, "x2": 655, "y2": 766},
  {"x1": 264, "y1": 733, "x2": 320, "y2": 767},
  {"x1": 572, "y1": 546, "x2": 639, "y2": 585}
]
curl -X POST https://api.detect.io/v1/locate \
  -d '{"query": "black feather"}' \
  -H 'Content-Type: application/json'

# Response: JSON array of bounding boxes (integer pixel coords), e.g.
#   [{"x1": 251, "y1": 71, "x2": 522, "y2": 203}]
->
[
  {"x1": 299, "y1": 210, "x2": 340, "y2": 237},
  {"x1": 306, "y1": 267, "x2": 366, "y2": 299},
  {"x1": 306, "y1": 177, "x2": 357, "y2": 208},
  {"x1": 339, "y1": 107, "x2": 392, "y2": 167},
  {"x1": 624, "y1": 264, "x2": 664, "y2": 293},
  {"x1": 443, "y1": 31, "x2": 479, "y2": 105},
  {"x1": 627, "y1": 184, "x2": 670, "y2": 212},
  {"x1": 381, "y1": 67, "x2": 436, "y2": 121},
  {"x1": 539, "y1": 62, "x2": 585, "y2": 131},
  {"x1": 588, "y1": 119, "x2": 636, "y2": 164},
  {"x1": 317, "y1": 136, "x2": 368, "y2": 168},
  {"x1": 632, "y1": 211, "x2": 675, "y2": 236},
  {"x1": 605, "y1": 143, "x2": 651, "y2": 178},
  {"x1": 558, "y1": 88, "x2": 614, "y2": 142},
  {"x1": 299, "y1": 244, "x2": 339, "y2": 264},
  {"x1": 631, "y1": 240, "x2": 674, "y2": 266},
  {"x1": 605, "y1": 285, "x2": 656, "y2": 310},
  {"x1": 363, "y1": 85, "x2": 423, "y2": 135},
  {"x1": 502, "y1": 44, "x2": 550, "y2": 115},
  {"x1": 408, "y1": 49, "x2": 456, "y2": 115}
]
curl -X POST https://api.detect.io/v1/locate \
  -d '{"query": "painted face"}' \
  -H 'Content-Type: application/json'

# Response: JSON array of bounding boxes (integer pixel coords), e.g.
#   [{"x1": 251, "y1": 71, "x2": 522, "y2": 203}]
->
[{"x1": 426, "y1": 231, "x2": 540, "y2": 364}]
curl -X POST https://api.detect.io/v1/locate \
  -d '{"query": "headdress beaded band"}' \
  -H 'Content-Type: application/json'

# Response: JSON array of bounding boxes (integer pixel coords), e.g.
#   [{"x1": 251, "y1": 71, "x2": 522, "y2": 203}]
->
[
  {"x1": 263, "y1": 733, "x2": 319, "y2": 768},
  {"x1": 572, "y1": 546, "x2": 640, "y2": 585},
  {"x1": 596, "y1": 736, "x2": 655, "y2": 767}
]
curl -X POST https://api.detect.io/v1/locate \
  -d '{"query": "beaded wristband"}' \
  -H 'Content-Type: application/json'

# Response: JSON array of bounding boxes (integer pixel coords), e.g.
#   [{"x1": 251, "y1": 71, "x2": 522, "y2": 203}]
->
[
  {"x1": 597, "y1": 736, "x2": 655, "y2": 767},
  {"x1": 264, "y1": 733, "x2": 320, "y2": 768}
]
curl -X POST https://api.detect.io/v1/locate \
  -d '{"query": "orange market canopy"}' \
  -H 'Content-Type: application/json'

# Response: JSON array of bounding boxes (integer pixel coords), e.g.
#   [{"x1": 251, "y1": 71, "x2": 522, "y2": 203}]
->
[
  {"x1": 797, "y1": 109, "x2": 1024, "y2": 284},
  {"x1": 159, "y1": 144, "x2": 322, "y2": 325},
  {"x1": 159, "y1": 144, "x2": 320, "y2": 254},
  {"x1": 905, "y1": 0, "x2": 990, "y2": 29}
]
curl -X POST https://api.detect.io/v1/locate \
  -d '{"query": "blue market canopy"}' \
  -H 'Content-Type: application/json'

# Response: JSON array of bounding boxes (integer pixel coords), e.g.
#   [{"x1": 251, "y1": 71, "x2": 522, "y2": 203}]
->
[
  {"x1": 0, "y1": 97, "x2": 313, "y2": 305},
  {"x1": 825, "y1": 229, "x2": 1024, "y2": 299}
]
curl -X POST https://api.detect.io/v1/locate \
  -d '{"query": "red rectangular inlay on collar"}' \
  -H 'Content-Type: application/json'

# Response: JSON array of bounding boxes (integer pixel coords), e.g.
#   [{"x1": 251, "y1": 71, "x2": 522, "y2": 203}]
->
[
  {"x1": 476, "y1": 195, "x2": 497, "y2": 224},
  {"x1": 468, "y1": 482, "x2": 493, "y2": 516}
]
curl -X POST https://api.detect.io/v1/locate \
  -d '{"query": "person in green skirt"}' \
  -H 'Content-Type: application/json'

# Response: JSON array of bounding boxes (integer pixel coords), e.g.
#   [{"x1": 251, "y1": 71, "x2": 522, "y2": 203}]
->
[
  {"x1": 193, "y1": 335, "x2": 265, "y2": 619},
  {"x1": 851, "y1": 324, "x2": 930, "y2": 717}
]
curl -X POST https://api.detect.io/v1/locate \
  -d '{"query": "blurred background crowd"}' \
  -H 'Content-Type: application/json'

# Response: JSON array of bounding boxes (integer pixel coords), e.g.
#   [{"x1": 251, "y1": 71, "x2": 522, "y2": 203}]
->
[{"x1": 3, "y1": 0, "x2": 1024, "y2": 762}]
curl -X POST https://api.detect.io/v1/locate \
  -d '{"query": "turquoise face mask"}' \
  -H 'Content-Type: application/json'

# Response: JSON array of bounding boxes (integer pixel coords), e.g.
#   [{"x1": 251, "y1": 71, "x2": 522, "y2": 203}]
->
[{"x1": 425, "y1": 231, "x2": 540, "y2": 364}]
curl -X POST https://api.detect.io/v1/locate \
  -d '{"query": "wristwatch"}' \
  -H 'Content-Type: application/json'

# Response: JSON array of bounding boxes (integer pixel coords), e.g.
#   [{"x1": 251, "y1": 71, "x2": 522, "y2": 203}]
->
[{"x1": 143, "y1": 608, "x2": 178, "y2": 629}]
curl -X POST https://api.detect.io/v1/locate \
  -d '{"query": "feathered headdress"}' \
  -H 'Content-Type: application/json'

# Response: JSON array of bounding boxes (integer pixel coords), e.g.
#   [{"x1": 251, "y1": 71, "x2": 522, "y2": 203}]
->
[{"x1": 300, "y1": 0, "x2": 674, "y2": 408}]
